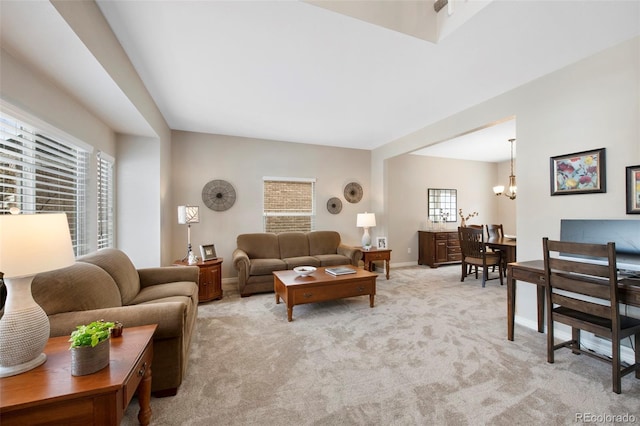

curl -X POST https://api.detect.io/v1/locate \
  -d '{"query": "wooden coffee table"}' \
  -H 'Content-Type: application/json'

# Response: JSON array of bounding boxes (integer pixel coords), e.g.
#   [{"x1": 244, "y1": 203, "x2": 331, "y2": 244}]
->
[
  {"x1": 274, "y1": 266, "x2": 377, "y2": 321},
  {"x1": 0, "y1": 324, "x2": 156, "y2": 426}
]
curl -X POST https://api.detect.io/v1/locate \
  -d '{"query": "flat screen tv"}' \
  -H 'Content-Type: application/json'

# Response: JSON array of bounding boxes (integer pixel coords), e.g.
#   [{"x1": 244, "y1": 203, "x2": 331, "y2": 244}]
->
[{"x1": 560, "y1": 219, "x2": 640, "y2": 273}]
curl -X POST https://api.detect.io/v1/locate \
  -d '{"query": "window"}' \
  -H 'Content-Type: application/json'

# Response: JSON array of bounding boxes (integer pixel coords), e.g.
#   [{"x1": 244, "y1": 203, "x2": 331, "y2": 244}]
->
[
  {"x1": 263, "y1": 177, "x2": 316, "y2": 233},
  {"x1": 0, "y1": 109, "x2": 89, "y2": 255},
  {"x1": 97, "y1": 151, "x2": 114, "y2": 249}
]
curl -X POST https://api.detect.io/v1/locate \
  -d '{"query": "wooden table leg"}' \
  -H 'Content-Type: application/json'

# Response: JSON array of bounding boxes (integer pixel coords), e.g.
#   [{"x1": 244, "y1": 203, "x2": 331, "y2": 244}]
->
[
  {"x1": 287, "y1": 305, "x2": 293, "y2": 322},
  {"x1": 507, "y1": 266, "x2": 515, "y2": 341},
  {"x1": 137, "y1": 362, "x2": 152, "y2": 426},
  {"x1": 537, "y1": 286, "x2": 545, "y2": 333},
  {"x1": 369, "y1": 294, "x2": 375, "y2": 307},
  {"x1": 385, "y1": 260, "x2": 390, "y2": 280}
]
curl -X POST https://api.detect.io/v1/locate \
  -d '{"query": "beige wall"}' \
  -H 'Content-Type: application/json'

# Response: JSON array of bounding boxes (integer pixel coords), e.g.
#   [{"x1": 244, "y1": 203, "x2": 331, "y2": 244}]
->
[
  {"x1": 170, "y1": 131, "x2": 371, "y2": 279},
  {"x1": 387, "y1": 154, "x2": 506, "y2": 265},
  {"x1": 375, "y1": 36, "x2": 640, "y2": 329}
]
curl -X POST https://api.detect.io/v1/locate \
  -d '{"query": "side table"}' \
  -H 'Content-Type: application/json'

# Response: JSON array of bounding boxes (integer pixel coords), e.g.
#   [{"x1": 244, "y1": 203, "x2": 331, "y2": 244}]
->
[
  {"x1": 174, "y1": 258, "x2": 223, "y2": 302},
  {"x1": 360, "y1": 247, "x2": 392, "y2": 280},
  {"x1": 0, "y1": 324, "x2": 157, "y2": 426}
]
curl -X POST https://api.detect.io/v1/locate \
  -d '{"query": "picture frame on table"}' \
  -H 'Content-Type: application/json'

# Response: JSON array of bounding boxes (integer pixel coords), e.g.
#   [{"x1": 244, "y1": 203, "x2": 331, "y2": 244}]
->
[
  {"x1": 550, "y1": 148, "x2": 606, "y2": 196},
  {"x1": 199, "y1": 244, "x2": 217, "y2": 261},
  {"x1": 626, "y1": 165, "x2": 640, "y2": 214},
  {"x1": 376, "y1": 237, "x2": 388, "y2": 249}
]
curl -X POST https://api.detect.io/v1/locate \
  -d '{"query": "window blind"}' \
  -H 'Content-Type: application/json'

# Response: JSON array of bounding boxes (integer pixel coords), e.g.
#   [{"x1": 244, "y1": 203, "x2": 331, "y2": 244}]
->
[
  {"x1": 0, "y1": 112, "x2": 89, "y2": 255},
  {"x1": 97, "y1": 151, "x2": 114, "y2": 249},
  {"x1": 263, "y1": 177, "x2": 316, "y2": 233}
]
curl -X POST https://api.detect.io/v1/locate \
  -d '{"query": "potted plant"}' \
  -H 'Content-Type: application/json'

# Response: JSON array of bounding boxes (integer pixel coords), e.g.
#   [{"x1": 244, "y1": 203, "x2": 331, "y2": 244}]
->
[{"x1": 69, "y1": 320, "x2": 114, "y2": 376}]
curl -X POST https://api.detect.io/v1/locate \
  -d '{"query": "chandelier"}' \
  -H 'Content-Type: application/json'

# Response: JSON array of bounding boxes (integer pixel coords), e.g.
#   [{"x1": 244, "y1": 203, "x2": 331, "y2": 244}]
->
[{"x1": 493, "y1": 138, "x2": 517, "y2": 200}]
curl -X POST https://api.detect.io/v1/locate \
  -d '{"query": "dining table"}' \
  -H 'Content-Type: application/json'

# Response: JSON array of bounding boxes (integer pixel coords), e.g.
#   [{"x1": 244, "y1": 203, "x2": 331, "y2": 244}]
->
[{"x1": 485, "y1": 236, "x2": 517, "y2": 264}]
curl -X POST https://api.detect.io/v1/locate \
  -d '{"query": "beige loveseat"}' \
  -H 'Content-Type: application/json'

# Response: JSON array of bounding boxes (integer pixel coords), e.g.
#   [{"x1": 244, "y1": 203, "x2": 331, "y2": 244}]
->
[
  {"x1": 232, "y1": 231, "x2": 362, "y2": 297},
  {"x1": 30, "y1": 248, "x2": 199, "y2": 397}
]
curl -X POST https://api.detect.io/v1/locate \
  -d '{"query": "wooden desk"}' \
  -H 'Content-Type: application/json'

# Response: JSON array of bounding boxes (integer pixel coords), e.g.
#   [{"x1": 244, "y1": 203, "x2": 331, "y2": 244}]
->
[
  {"x1": 360, "y1": 247, "x2": 392, "y2": 279},
  {"x1": 0, "y1": 324, "x2": 157, "y2": 426},
  {"x1": 507, "y1": 260, "x2": 640, "y2": 341}
]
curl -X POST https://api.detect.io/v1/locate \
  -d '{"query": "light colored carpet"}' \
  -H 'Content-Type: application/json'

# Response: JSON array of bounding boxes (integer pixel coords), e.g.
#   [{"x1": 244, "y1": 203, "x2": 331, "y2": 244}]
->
[{"x1": 123, "y1": 266, "x2": 639, "y2": 425}]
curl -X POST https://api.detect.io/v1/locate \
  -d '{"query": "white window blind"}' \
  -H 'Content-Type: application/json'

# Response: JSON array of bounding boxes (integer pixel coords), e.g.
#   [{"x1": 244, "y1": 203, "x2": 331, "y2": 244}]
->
[
  {"x1": 0, "y1": 112, "x2": 89, "y2": 255},
  {"x1": 263, "y1": 177, "x2": 316, "y2": 233},
  {"x1": 97, "y1": 151, "x2": 114, "y2": 249}
]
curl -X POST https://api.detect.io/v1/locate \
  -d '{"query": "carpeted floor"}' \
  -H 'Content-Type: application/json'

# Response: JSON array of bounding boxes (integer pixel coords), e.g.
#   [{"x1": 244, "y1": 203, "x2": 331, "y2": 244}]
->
[{"x1": 123, "y1": 265, "x2": 639, "y2": 425}]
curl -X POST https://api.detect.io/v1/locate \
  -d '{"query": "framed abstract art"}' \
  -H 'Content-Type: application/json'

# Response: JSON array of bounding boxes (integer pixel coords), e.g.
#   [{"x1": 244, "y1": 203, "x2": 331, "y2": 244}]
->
[
  {"x1": 626, "y1": 165, "x2": 640, "y2": 214},
  {"x1": 550, "y1": 148, "x2": 606, "y2": 195}
]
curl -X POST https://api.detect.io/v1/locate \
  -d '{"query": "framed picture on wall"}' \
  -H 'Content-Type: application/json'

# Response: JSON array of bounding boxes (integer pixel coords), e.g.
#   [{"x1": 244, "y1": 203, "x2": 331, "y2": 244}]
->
[
  {"x1": 376, "y1": 237, "x2": 388, "y2": 249},
  {"x1": 626, "y1": 165, "x2": 640, "y2": 214},
  {"x1": 200, "y1": 244, "x2": 217, "y2": 261},
  {"x1": 550, "y1": 148, "x2": 606, "y2": 195}
]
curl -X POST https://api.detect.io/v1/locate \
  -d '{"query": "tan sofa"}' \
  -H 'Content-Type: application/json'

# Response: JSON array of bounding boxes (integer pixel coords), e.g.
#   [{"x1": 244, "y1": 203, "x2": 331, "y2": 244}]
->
[
  {"x1": 232, "y1": 231, "x2": 362, "y2": 297},
  {"x1": 30, "y1": 248, "x2": 199, "y2": 397}
]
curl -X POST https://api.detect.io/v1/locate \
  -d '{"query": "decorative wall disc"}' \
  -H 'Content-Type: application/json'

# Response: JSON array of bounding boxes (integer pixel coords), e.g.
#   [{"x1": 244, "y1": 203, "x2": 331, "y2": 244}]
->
[
  {"x1": 343, "y1": 182, "x2": 363, "y2": 203},
  {"x1": 202, "y1": 179, "x2": 236, "y2": 211},
  {"x1": 327, "y1": 197, "x2": 342, "y2": 214}
]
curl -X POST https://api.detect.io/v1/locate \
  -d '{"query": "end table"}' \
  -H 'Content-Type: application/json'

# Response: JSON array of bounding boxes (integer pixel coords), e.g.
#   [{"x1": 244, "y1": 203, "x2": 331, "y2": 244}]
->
[
  {"x1": 360, "y1": 248, "x2": 392, "y2": 280},
  {"x1": 174, "y1": 258, "x2": 223, "y2": 302}
]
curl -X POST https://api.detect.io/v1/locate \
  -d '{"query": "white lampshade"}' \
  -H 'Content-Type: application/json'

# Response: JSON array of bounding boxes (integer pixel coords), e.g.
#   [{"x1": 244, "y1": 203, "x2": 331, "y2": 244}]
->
[
  {"x1": 177, "y1": 205, "x2": 200, "y2": 224},
  {"x1": 0, "y1": 213, "x2": 75, "y2": 377},
  {"x1": 0, "y1": 213, "x2": 75, "y2": 278},
  {"x1": 356, "y1": 212, "x2": 376, "y2": 228}
]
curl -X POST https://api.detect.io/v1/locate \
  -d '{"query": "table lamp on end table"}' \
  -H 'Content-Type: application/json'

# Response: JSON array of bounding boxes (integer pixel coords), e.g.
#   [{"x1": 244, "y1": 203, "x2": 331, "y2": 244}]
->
[
  {"x1": 0, "y1": 212, "x2": 75, "y2": 377},
  {"x1": 357, "y1": 212, "x2": 376, "y2": 249}
]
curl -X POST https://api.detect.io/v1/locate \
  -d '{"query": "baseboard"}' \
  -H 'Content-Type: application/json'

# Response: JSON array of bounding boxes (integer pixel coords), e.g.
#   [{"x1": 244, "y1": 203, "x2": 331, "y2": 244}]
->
[{"x1": 514, "y1": 315, "x2": 636, "y2": 365}]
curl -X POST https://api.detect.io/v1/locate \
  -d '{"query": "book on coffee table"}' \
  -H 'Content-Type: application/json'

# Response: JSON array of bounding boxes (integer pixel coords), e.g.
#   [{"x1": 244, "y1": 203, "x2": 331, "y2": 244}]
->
[{"x1": 325, "y1": 266, "x2": 357, "y2": 276}]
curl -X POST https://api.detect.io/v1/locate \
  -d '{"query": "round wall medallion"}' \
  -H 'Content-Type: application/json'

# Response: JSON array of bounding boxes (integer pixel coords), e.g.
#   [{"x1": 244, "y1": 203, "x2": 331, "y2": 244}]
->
[
  {"x1": 343, "y1": 182, "x2": 363, "y2": 203},
  {"x1": 326, "y1": 197, "x2": 342, "y2": 214},
  {"x1": 202, "y1": 179, "x2": 236, "y2": 211}
]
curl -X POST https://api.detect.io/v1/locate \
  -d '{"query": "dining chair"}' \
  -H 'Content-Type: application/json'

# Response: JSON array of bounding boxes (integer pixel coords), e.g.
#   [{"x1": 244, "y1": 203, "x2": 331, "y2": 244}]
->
[
  {"x1": 485, "y1": 224, "x2": 507, "y2": 274},
  {"x1": 542, "y1": 238, "x2": 640, "y2": 394},
  {"x1": 458, "y1": 226, "x2": 503, "y2": 287}
]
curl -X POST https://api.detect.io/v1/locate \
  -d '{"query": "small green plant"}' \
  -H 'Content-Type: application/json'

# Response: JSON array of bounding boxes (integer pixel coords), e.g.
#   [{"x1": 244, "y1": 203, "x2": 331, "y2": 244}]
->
[{"x1": 69, "y1": 320, "x2": 114, "y2": 349}]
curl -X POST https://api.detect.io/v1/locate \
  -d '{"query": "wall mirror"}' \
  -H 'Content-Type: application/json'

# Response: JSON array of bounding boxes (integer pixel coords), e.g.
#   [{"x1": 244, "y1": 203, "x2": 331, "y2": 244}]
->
[{"x1": 428, "y1": 188, "x2": 457, "y2": 222}]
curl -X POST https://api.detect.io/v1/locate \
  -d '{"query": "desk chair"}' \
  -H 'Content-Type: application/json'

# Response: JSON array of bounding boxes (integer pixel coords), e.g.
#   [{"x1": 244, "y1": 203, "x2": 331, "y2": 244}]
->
[
  {"x1": 543, "y1": 238, "x2": 640, "y2": 394},
  {"x1": 458, "y1": 226, "x2": 503, "y2": 287}
]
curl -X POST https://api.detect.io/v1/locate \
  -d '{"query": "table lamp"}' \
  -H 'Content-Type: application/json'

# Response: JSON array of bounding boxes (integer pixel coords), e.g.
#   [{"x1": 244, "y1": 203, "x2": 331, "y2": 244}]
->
[
  {"x1": 0, "y1": 212, "x2": 75, "y2": 377},
  {"x1": 178, "y1": 205, "x2": 200, "y2": 264},
  {"x1": 357, "y1": 212, "x2": 376, "y2": 249}
]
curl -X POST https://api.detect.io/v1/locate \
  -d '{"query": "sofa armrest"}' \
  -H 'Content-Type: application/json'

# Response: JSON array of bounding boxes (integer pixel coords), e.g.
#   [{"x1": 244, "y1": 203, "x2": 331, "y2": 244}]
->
[
  {"x1": 337, "y1": 244, "x2": 363, "y2": 266},
  {"x1": 232, "y1": 248, "x2": 250, "y2": 280},
  {"x1": 47, "y1": 302, "x2": 187, "y2": 340},
  {"x1": 138, "y1": 266, "x2": 199, "y2": 288}
]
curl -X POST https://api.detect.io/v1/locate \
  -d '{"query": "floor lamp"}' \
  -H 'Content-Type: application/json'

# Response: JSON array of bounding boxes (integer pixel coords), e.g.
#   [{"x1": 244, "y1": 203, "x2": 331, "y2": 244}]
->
[
  {"x1": 0, "y1": 212, "x2": 75, "y2": 377},
  {"x1": 178, "y1": 205, "x2": 200, "y2": 264}
]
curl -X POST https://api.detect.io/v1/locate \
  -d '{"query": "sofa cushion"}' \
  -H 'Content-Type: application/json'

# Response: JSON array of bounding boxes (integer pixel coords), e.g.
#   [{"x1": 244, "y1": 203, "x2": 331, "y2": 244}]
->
[
  {"x1": 278, "y1": 232, "x2": 309, "y2": 259},
  {"x1": 314, "y1": 254, "x2": 352, "y2": 267},
  {"x1": 129, "y1": 281, "x2": 198, "y2": 305},
  {"x1": 79, "y1": 248, "x2": 141, "y2": 305},
  {"x1": 308, "y1": 231, "x2": 341, "y2": 256},
  {"x1": 249, "y1": 258, "x2": 287, "y2": 276},
  {"x1": 32, "y1": 262, "x2": 122, "y2": 315},
  {"x1": 237, "y1": 233, "x2": 280, "y2": 259},
  {"x1": 283, "y1": 256, "x2": 320, "y2": 269}
]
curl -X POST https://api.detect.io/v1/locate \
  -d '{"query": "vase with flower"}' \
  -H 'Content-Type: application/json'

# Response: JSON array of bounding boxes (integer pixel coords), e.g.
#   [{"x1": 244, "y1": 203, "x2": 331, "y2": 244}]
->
[{"x1": 458, "y1": 209, "x2": 479, "y2": 227}]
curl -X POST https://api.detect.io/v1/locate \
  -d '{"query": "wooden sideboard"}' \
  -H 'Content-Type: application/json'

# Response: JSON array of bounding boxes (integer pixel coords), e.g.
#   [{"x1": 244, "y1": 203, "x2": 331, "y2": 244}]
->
[{"x1": 418, "y1": 230, "x2": 461, "y2": 268}]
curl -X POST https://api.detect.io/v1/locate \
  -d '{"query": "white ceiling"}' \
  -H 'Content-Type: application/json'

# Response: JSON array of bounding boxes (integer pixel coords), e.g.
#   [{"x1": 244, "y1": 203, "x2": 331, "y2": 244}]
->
[{"x1": 1, "y1": 1, "x2": 639, "y2": 162}]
